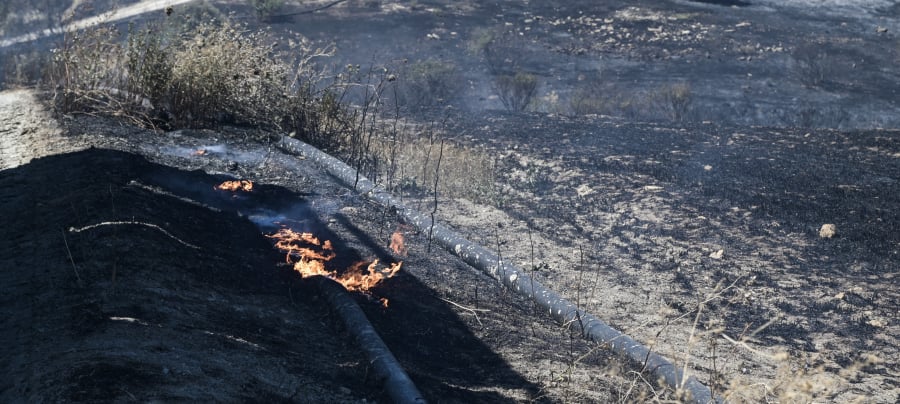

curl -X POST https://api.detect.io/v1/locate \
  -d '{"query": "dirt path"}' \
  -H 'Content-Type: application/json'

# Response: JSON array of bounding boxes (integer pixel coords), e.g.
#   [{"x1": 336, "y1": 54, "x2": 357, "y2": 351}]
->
[
  {"x1": 0, "y1": 0, "x2": 197, "y2": 49},
  {"x1": 0, "y1": 89, "x2": 66, "y2": 169}
]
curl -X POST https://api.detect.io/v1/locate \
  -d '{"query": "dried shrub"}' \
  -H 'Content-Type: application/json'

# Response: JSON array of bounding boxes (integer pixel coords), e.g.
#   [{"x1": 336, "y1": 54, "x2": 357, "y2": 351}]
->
[
  {"x1": 659, "y1": 82, "x2": 693, "y2": 122},
  {"x1": 793, "y1": 44, "x2": 832, "y2": 88},
  {"x1": 494, "y1": 72, "x2": 538, "y2": 112},
  {"x1": 569, "y1": 73, "x2": 607, "y2": 115},
  {"x1": 478, "y1": 34, "x2": 540, "y2": 112},
  {"x1": 365, "y1": 121, "x2": 497, "y2": 204},
  {"x1": 393, "y1": 59, "x2": 462, "y2": 111},
  {"x1": 125, "y1": 25, "x2": 173, "y2": 109},
  {"x1": 168, "y1": 21, "x2": 291, "y2": 128},
  {"x1": 47, "y1": 14, "x2": 345, "y2": 142},
  {"x1": 249, "y1": 0, "x2": 286, "y2": 21},
  {"x1": 43, "y1": 13, "x2": 495, "y2": 205},
  {"x1": 568, "y1": 81, "x2": 693, "y2": 123},
  {"x1": 46, "y1": 25, "x2": 136, "y2": 117}
]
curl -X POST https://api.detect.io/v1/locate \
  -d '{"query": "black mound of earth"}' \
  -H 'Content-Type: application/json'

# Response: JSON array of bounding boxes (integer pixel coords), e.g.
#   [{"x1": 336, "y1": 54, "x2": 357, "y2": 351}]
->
[{"x1": 0, "y1": 148, "x2": 542, "y2": 402}]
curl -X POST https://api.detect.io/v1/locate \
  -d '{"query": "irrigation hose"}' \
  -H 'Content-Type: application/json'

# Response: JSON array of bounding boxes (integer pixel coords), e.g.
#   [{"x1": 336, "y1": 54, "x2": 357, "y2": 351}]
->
[
  {"x1": 313, "y1": 276, "x2": 426, "y2": 404},
  {"x1": 278, "y1": 135, "x2": 720, "y2": 404}
]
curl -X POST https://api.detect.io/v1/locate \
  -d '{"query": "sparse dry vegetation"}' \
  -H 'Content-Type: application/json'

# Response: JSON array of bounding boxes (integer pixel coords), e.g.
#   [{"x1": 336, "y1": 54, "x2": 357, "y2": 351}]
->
[
  {"x1": 569, "y1": 81, "x2": 694, "y2": 123},
  {"x1": 392, "y1": 59, "x2": 462, "y2": 111},
  {"x1": 45, "y1": 12, "x2": 494, "y2": 203},
  {"x1": 46, "y1": 15, "x2": 346, "y2": 141}
]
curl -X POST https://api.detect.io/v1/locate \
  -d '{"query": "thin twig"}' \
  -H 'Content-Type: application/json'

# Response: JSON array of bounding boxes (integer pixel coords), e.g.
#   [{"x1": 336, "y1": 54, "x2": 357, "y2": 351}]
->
[
  {"x1": 528, "y1": 228, "x2": 537, "y2": 313},
  {"x1": 61, "y1": 230, "x2": 83, "y2": 285},
  {"x1": 440, "y1": 297, "x2": 489, "y2": 328},
  {"x1": 271, "y1": 0, "x2": 347, "y2": 17},
  {"x1": 427, "y1": 138, "x2": 444, "y2": 253},
  {"x1": 69, "y1": 220, "x2": 201, "y2": 250}
]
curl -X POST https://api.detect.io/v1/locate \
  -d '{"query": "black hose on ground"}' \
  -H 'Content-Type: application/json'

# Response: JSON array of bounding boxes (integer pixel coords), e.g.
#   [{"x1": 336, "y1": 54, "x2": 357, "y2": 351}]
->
[
  {"x1": 313, "y1": 276, "x2": 426, "y2": 404},
  {"x1": 278, "y1": 136, "x2": 720, "y2": 403}
]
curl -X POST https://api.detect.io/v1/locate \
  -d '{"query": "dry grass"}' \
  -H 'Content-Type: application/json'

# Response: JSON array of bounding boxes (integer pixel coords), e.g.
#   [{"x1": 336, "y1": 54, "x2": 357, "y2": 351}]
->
[
  {"x1": 47, "y1": 13, "x2": 340, "y2": 138},
  {"x1": 359, "y1": 119, "x2": 498, "y2": 204}
]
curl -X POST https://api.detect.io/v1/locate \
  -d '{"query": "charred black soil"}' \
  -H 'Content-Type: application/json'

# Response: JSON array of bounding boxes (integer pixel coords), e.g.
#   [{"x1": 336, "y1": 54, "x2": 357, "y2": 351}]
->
[{"x1": 0, "y1": 146, "x2": 560, "y2": 402}]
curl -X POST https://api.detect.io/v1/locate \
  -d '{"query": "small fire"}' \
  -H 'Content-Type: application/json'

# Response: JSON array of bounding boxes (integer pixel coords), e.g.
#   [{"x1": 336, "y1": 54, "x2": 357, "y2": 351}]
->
[
  {"x1": 389, "y1": 229, "x2": 407, "y2": 256},
  {"x1": 266, "y1": 228, "x2": 402, "y2": 302},
  {"x1": 215, "y1": 180, "x2": 253, "y2": 192},
  {"x1": 192, "y1": 149, "x2": 207, "y2": 156}
]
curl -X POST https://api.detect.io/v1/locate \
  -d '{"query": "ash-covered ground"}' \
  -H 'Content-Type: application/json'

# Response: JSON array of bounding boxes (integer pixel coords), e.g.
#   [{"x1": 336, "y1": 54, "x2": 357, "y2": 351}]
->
[
  {"x1": 2, "y1": 0, "x2": 900, "y2": 403},
  {"x1": 0, "y1": 89, "x2": 614, "y2": 402}
]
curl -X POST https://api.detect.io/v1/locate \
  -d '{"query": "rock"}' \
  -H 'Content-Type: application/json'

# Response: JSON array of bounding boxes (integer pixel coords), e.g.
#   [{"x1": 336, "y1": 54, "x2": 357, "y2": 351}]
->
[
  {"x1": 867, "y1": 318, "x2": 886, "y2": 328},
  {"x1": 576, "y1": 183, "x2": 594, "y2": 197},
  {"x1": 709, "y1": 249, "x2": 724, "y2": 259},
  {"x1": 876, "y1": 26, "x2": 888, "y2": 33},
  {"x1": 819, "y1": 223, "x2": 837, "y2": 238}
]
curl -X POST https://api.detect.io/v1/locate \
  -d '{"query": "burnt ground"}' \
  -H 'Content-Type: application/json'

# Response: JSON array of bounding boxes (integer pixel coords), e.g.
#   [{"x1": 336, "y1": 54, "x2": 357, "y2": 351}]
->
[
  {"x1": 1, "y1": 0, "x2": 900, "y2": 403},
  {"x1": 2, "y1": 91, "x2": 898, "y2": 403},
  {"x1": 0, "y1": 90, "x2": 625, "y2": 403},
  {"x1": 0, "y1": 147, "x2": 558, "y2": 402},
  {"x1": 435, "y1": 112, "x2": 900, "y2": 402}
]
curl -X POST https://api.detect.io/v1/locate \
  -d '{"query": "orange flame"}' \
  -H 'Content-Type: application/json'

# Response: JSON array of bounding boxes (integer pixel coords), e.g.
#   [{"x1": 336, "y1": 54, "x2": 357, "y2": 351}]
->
[
  {"x1": 215, "y1": 180, "x2": 253, "y2": 192},
  {"x1": 266, "y1": 228, "x2": 402, "y2": 300},
  {"x1": 192, "y1": 149, "x2": 207, "y2": 156},
  {"x1": 389, "y1": 229, "x2": 407, "y2": 256}
]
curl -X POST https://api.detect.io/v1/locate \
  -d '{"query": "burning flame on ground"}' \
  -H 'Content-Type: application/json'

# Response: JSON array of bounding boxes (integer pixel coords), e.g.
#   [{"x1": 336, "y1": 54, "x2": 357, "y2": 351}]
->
[
  {"x1": 192, "y1": 149, "x2": 207, "y2": 156},
  {"x1": 215, "y1": 180, "x2": 253, "y2": 192},
  {"x1": 389, "y1": 229, "x2": 407, "y2": 256},
  {"x1": 266, "y1": 228, "x2": 402, "y2": 307}
]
